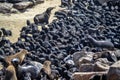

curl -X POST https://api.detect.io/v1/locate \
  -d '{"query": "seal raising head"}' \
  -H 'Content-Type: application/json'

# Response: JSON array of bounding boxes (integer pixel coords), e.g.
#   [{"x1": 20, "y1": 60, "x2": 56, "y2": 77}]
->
[{"x1": 34, "y1": 7, "x2": 55, "y2": 25}]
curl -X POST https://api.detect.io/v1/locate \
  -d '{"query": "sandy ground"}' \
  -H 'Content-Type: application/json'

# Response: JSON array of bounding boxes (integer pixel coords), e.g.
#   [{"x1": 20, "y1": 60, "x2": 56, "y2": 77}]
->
[{"x1": 0, "y1": 0, "x2": 62, "y2": 43}]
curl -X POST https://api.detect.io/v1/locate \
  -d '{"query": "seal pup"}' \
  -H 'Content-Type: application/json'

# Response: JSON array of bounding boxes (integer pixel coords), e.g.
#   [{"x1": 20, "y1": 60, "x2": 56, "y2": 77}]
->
[
  {"x1": 11, "y1": 58, "x2": 42, "y2": 79},
  {"x1": 43, "y1": 60, "x2": 51, "y2": 76},
  {"x1": 34, "y1": 7, "x2": 55, "y2": 25}
]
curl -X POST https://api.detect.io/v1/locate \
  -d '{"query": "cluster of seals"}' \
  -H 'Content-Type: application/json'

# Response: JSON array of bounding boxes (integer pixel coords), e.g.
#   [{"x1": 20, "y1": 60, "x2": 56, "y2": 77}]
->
[
  {"x1": 0, "y1": 49, "x2": 53, "y2": 80},
  {"x1": 0, "y1": 0, "x2": 120, "y2": 79}
]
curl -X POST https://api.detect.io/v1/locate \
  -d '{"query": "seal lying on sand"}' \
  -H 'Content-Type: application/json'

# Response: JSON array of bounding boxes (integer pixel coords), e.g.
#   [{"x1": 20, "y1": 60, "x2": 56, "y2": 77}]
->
[{"x1": 34, "y1": 7, "x2": 55, "y2": 25}]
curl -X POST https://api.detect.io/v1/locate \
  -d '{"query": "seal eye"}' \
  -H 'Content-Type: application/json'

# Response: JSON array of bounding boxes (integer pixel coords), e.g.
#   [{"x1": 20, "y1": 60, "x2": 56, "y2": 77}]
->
[{"x1": 11, "y1": 58, "x2": 20, "y2": 67}]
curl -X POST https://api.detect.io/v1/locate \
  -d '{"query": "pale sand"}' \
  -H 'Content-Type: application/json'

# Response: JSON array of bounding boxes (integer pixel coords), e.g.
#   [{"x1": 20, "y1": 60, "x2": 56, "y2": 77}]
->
[{"x1": 0, "y1": 0, "x2": 62, "y2": 43}]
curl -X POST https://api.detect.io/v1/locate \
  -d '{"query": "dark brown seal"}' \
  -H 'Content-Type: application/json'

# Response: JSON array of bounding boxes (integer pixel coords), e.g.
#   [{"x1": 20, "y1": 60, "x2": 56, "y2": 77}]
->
[
  {"x1": 34, "y1": 7, "x2": 55, "y2": 25},
  {"x1": 87, "y1": 35, "x2": 114, "y2": 50}
]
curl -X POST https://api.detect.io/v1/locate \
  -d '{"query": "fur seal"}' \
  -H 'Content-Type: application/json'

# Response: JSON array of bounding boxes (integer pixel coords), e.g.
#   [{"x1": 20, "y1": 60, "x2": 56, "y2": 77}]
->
[
  {"x1": 11, "y1": 59, "x2": 52, "y2": 79},
  {"x1": 11, "y1": 58, "x2": 43, "y2": 79},
  {"x1": 43, "y1": 60, "x2": 51, "y2": 75},
  {"x1": 5, "y1": 49, "x2": 30, "y2": 65},
  {"x1": 34, "y1": 7, "x2": 55, "y2": 25},
  {"x1": 87, "y1": 35, "x2": 114, "y2": 50},
  {"x1": 0, "y1": 28, "x2": 12, "y2": 37},
  {"x1": 5, "y1": 65, "x2": 17, "y2": 80}
]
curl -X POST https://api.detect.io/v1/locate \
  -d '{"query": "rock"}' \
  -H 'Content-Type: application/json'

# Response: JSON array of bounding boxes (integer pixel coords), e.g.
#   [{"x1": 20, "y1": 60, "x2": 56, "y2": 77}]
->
[
  {"x1": 96, "y1": 58, "x2": 112, "y2": 65},
  {"x1": 34, "y1": 0, "x2": 44, "y2": 4},
  {"x1": 94, "y1": 51, "x2": 117, "y2": 62},
  {"x1": 108, "y1": 61, "x2": 120, "y2": 80},
  {"x1": 94, "y1": 61, "x2": 110, "y2": 71},
  {"x1": 79, "y1": 63, "x2": 94, "y2": 72},
  {"x1": 114, "y1": 50, "x2": 120, "y2": 60},
  {"x1": 78, "y1": 54, "x2": 94, "y2": 67},
  {"x1": 13, "y1": 1, "x2": 33, "y2": 10},
  {"x1": 73, "y1": 51, "x2": 94, "y2": 66},
  {"x1": 89, "y1": 74, "x2": 107, "y2": 80},
  {"x1": 11, "y1": 8, "x2": 19, "y2": 13},
  {"x1": 73, "y1": 51, "x2": 85, "y2": 66},
  {"x1": 0, "y1": 3, "x2": 13, "y2": 13},
  {"x1": 72, "y1": 72, "x2": 107, "y2": 80}
]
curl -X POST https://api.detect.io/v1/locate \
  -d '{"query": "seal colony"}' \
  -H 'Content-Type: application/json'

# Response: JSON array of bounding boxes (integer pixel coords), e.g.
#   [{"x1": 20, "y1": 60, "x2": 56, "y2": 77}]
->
[{"x1": 0, "y1": 0, "x2": 120, "y2": 80}]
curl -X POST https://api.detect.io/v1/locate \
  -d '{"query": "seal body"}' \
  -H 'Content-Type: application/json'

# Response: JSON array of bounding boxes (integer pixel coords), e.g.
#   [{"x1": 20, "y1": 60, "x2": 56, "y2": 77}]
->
[
  {"x1": 87, "y1": 35, "x2": 114, "y2": 49},
  {"x1": 34, "y1": 7, "x2": 54, "y2": 25},
  {"x1": 5, "y1": 49, "x2": 29, "y2": 65},
  {"x1": 5, "y1": 65, "x2": 17, "y2": 80}
]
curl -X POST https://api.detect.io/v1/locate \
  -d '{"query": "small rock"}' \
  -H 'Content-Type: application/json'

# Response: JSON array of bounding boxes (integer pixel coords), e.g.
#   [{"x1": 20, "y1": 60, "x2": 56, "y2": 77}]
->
[
  {"x1": 94, "y1": 61, "x2": 110, "y2": 71},
  {"x1": 72, "y1": 72, "x2": 107, "y2": 80},
  {"x1": 13, "y1": 1, "x2": 33, "y2": 10},
  {"x1": 108, "y1": 60, "x2": 120, "y2": 80},
  {"x1": 0, "y1": 3, "x2": 13, "y2": 13},
  {"x1": 11, "y1": 8, "x2": 19, "y2": 13},
  {"x1": 96, "y1": 58, "x2": 112, "y2": 65},
  {"x1": 79, "y1": 63, "x2": 94, "y2": 72},
  {"x1": 73, "y1": 51, "x2": 93, "y2": 66},
  {"x1": 114, "y1": 50, "x2": 120, "y2": 60},
  {"x1": 78, "y1": 54, "x2": 94, "y2": 67}
]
